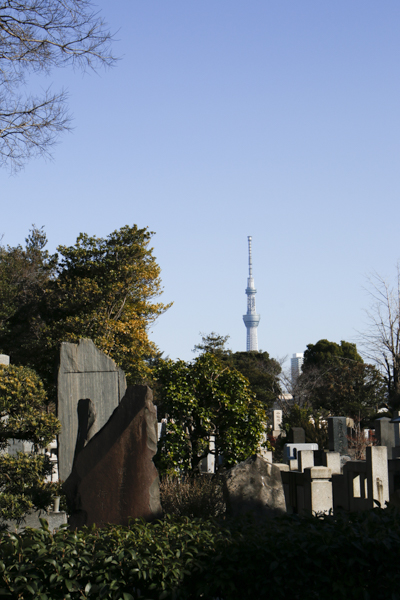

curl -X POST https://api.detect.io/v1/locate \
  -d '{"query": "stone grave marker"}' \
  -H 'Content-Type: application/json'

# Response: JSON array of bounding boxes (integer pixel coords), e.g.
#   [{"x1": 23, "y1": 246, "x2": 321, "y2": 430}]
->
[
  {"x1": 328, "y1": 417, "x2": 348, "y2": 454},
  {"x1": 57, "y1": 339, "x2": 127, "y2": 481},
  {"x1": 63, "y1": 385, "x2": 162, "y2": 528},
  {"x1": 374, "y1": 417, "x2": 395, "y2": 459}
]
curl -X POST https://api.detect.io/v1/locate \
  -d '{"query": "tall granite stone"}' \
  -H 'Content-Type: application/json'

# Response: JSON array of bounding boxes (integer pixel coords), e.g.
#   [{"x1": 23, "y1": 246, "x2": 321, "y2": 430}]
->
[
  {"x1": 374, "y1": 417, "x2": 395, "y2": 459},
  {"x1": 57, "y1": 339, "x2": 127, "y2": 481},
  {"x1": 328, "y1": 417, "x2": 348, "y2": 454},
  {"x1": 222, "y1": 454, "x2": 286, "y2": 517},
  {"x1": 63, "y1": 385, "x2": 162, "y2": 528}
]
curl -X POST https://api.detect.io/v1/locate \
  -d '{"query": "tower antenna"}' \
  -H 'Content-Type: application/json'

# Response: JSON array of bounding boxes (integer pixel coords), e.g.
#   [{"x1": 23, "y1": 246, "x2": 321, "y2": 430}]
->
[{"x1": 243, "y1": 236, "x2": 260, "y2": 351}]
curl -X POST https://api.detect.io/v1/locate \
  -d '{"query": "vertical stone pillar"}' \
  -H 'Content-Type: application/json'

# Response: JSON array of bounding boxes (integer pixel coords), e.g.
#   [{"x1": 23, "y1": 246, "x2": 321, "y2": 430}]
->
[
  {"x1": 328, "y1": 417, "x2": 348, "y2": 454},
  {"x1": 374, "y1": 417, "x2": 395, "y2": 459},
  {"x1": 304, "y1": 467, "x2": 333, "y2": 515},
  {"x1": 298, "y1": 450, "x2": 314, "y2": 472},
  {"x1": 366, "y1": 446, "x2": 389, "y2": 509}
]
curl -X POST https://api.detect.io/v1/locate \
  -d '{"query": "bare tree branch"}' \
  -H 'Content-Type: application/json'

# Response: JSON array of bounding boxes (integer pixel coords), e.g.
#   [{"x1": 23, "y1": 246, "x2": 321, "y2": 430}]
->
[
  {"x1": 0, "y1": 0, "x2": 116, "y2": 171},
  {"x1": 358, "y1": 265, "x2": 400, "y2": 408}
]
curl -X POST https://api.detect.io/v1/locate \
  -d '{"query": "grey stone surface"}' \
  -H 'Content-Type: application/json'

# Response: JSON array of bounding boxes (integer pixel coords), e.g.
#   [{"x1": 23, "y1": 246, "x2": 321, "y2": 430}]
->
[
  {"x1": 63, "y1": 385, "x2": 162, "y2": 528},
  {"x1": 328, "y1": 417, "x2": 348, "y2": 454},
  {"x1": 4, "y1": 511, "x2": 68, "y2": 532},
  {"x1": 374, "y1": 417, "x2": 395, "y2": 459},
  {"x1": 223, "y1": 454, "x2": 286, "y2": 517},
  {"x1": 57, "y1": 339, "x2": 127, "y2": 481},
  {"x1": 289, "y1": 427, "x2": 305, "y2": 443},
  {"x1": 0, "y1": 354, "x2": 10, "y2": 365}
]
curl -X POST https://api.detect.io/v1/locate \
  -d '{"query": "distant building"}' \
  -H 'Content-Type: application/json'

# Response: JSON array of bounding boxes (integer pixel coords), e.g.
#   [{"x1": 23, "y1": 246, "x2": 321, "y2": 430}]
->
[
  {"x1": 243, "y1": 236, "x2": 260, "y2": 351},
  {"x1": 291, "y1": 353, "x2": 304, "y2": 385}
]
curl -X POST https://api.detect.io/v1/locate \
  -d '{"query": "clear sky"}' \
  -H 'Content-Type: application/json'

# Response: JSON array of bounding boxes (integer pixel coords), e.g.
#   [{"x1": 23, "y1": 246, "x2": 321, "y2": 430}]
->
[{"x1": 1, "y1": 1, "x2": 400, "y2": 367}]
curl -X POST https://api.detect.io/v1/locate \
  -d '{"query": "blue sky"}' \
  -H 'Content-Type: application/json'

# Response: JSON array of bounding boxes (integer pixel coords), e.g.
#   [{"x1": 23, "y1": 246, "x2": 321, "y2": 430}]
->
[{"x1": 1, "y1": 1, "x2": 400, "y2": 366}]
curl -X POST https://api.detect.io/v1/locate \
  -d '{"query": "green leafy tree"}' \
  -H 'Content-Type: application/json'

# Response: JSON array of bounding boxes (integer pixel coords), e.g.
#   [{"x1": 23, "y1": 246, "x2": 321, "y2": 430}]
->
[
  {"x1": 298, "y1": 339, "x2": 385, "y2": 423},
  {"x1": 155, "y1": 353, "x2": 266, "y2": 474},
  {"x1": 0, "y1": 364, "x2": 60, "y2": 524},
  {"x1": 0, "y1": 226, "x2": 57, "y2": 377},
  {"x1": 303, "y1": 339, "x2": 363, "y2": 369},
  {"x1": 193, "y1": 332, "x2": 282, "y2": 410},
  {"x1": 0, "y1": 225, "x2": 170, "y2": 392},
  {"x1": 192, "y1": 332, "x2": 231, "y2": 356},
  {"x1": 221, "y1": 351, "x2": 281, "y2": 411}
]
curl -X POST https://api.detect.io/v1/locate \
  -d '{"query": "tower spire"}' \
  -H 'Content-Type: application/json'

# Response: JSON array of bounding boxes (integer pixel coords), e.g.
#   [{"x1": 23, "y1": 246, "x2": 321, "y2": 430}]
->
[{"x1": 243, "y1": 236, "x2": 260, "y2": 351}]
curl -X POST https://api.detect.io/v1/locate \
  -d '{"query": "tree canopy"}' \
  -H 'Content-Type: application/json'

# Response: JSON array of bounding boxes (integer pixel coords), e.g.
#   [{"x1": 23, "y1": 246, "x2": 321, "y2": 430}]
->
[
  {"x1": 192, "y1": 332, "x2": 281, "y2": 410},
  {"x1": 0, "y1": 225, "x2": 170, "y2": 393},
  {"x1": 155, "y1": 353, "x2": 266, "y2": 474},
  {"x1": 303, "y1": 339, "x2": 363, "y2": 370},
  {"x1": 0, "y1": 364, "x2": 60, "y2": 523},
  {"x1": 0, "y1": 0, "x2": 116, "y2": 170},
  {"x1": 296, "y1": 339, "x2": 385, "y2": 423}
]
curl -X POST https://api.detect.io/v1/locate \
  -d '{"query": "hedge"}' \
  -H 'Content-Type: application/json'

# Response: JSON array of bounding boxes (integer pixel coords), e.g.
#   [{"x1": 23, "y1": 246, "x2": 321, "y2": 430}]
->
[{"x1": 1, "y1": 510, "x2": 400, "y2": 599}]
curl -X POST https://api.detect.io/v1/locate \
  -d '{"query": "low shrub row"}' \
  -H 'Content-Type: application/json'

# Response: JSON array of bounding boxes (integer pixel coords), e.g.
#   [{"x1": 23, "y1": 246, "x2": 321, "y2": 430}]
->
[{"x1": 1, "y1": 509, "x2": 400, "y2": 600}]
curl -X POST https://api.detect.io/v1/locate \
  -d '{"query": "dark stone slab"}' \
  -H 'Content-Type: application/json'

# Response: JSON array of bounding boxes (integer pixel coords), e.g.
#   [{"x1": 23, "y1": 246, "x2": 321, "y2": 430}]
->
[
  {"x1": 288, "y1": 427, "x2": 305, "y2": 444},
  {"x1": 63, "y1": 385, "x2": 162, "y2": 528},
  {"x1": 374, "y1": 417, "x2": 395, "y2": 459},
  {"x1": 222, "y1": 454, "x2": 286, "y2": 517},
  {"x1": 57, "y1": 339, "x2": 127, "y2": 481},
  {"x1": 328, "y1": 417, "x2": 348, "y2": 454}
]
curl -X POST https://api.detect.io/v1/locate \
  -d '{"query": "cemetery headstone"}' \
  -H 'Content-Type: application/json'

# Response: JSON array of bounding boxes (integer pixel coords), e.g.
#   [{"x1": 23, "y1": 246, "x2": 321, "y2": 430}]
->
[
  {"x1": 328, "y1": 417, "x2": 348, "y2": 454},
  {"x1": 288, "y1": 427, "x2": 305, "y2": 443},
  {"x1": 223, "y1": 454, "x2": 286, "y2": 517},
  {"x1": 374, "y1": 417, "x2": 395, "y2": 459},
  {"x1": 63, "y1": 385, "x2": 162, "y2": 528},
  {"x1": 57, "y1": 339, "x2": 127, "y2": 481}
]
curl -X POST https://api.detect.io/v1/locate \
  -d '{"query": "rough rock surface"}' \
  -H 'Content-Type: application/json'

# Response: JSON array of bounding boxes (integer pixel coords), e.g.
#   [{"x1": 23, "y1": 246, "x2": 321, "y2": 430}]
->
[
  {"x1": 223, "y1": 454, "x2": 286, "y2": 517},
  {"x1": 63, "y1": 385, "x2": 162, "y2": 528},
  {"x1": 57, "y1": 339, "x2": 127, "y2": 481}
]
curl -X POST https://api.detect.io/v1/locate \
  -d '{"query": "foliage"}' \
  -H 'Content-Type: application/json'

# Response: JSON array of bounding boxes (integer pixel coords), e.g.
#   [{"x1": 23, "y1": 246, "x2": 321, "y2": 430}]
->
[
  {"x1": 1, "y1": 510, "x2": 400, "y2": 599},
  {"x1": 0, "y1": 364, "x2": 60, "y2": 523},
  {"x1": 303, "y1": 339, "x2": 363, "y2": 369},
  {"x1": 0, "y1": 0, "x2": 116, "y2": 171},
  {"x1": 297, "y1": 339, "x2": 386, "y2": 422},
  {"x1": 192, "y1": 331, "x2": 231, "y2": 356},
  {"x1": 193, "y1": 332, "x2": 282, "y2": 410},
  {"x1": 155, "y1": 353, "x2": 266, "y2": 474},
  {"x1": 47, "y1": 225, "x2": 170, "y2": 385},
  {"x1": 0, "y1": 225, "x2": 170, "y2": 392},
  {"x1": 0, "y1": 227, "x2": 57, "y2": 378},
  {"x1": 279, "y1": 404, "x2": 328, "y2": 449},
  {"x1": 159, "y1": 474, "x2": 226, "y2": 519},
  {"x1": 221, "y1": 350, "x2": 282, "y2": 410}
]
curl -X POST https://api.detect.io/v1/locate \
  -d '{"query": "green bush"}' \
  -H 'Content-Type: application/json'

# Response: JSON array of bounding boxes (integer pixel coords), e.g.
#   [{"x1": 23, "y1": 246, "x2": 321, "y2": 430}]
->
[{"x1": 1, "y1": 510, "x2": 400, "y2": 599}]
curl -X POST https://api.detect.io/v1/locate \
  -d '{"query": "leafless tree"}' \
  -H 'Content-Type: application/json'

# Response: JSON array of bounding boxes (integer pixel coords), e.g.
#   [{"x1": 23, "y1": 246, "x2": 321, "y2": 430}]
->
[
  {"x1": 359, "y1": 265, "x2": 400, "y2": 408},
  {"x1": 0, "y1": 0, "x2": 116, "y2": 171}
]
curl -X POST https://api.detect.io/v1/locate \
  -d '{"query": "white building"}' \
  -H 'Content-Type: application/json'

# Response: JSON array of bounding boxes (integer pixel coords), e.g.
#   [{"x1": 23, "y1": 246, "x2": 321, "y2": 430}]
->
[{"x1": 291, "y1": 353, "x2": 304, "y2": 385}]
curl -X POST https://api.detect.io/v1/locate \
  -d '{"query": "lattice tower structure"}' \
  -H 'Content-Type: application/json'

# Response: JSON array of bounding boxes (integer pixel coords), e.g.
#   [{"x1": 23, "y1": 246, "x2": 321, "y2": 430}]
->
[{"x1": 243, "y1": 236, "x2": 260, "y2": 351}]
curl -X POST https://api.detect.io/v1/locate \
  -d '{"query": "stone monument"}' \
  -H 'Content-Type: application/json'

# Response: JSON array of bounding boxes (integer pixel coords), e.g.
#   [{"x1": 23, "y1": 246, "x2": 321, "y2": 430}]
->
[
  {"x1": 57, "y1": 339, "x2": 127, "y2": 481},
  {"x1": 63, "y1": 385, "x2": 162, "y2": 528},
  {"x1": 328, "y1": 417, "x2": 348, "y2": 455},
  {"x1": 222, "y1": 454, "x2": 286, "y2": 517}
]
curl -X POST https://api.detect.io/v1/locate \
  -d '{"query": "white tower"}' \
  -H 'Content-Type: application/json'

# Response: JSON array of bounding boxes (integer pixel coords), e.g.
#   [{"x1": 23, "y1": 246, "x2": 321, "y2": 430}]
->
[
  {"x1": 291, "y1": 353, "x2": 304, "y2": 385},
  {"x1": 243, "y1": 236, "x2": 260, "y2": 351}
]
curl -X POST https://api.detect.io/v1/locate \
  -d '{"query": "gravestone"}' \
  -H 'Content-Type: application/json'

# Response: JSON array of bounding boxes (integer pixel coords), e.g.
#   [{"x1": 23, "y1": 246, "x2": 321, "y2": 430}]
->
[
  {"x1": 223, "y1": 454, "x2": 286, "y2": 517},
  {"x1": 288, "y1": 427, "x2": 305, "y2": 443},
  {"x1": 57, "y1": 339, "x2": 127, "y2": 481},
  {"x1": 272, "y1": 409, "x2": 283, "y2": 437},
  {"x1": 63, "y1": 385, "x2": 162, "y2": 528},
  {"x1": 328, "y1": 417, "x2": 348, "y2": 454},
  {"x1": 374, "y1": 417, "x2": 395, "y2": 459}
]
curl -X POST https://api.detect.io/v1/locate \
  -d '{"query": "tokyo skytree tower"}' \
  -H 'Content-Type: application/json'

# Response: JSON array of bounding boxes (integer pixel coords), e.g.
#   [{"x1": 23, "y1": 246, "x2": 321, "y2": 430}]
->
[{"x1": 243, "y1": 236, "x2": 260, "y2": 351}]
